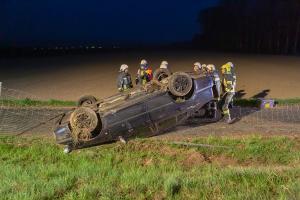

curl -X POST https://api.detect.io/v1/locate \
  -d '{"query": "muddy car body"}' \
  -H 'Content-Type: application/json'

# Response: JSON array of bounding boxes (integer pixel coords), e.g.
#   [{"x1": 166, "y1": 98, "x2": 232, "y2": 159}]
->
[{"x1": 54, "y1": 71, "x2": 221, "y2": 149}]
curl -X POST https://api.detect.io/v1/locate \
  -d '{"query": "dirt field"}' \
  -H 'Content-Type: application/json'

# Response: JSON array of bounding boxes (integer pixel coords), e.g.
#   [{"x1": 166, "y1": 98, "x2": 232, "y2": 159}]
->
[{"x1": 1, "y1": 50, "x2": 300, "y2": 100}]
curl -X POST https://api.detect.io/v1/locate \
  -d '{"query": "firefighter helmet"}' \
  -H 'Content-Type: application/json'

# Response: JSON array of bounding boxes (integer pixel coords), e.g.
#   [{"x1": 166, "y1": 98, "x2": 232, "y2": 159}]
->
[
  {"x1": 194, "y1": 62, "x2": 202, "y2": 71},
  {"x1": 120, "y1": 64, "x2": 129, "y2": 72},
  {"x1": 160, "y1": 61, "x2": 168, "y2": 69}
]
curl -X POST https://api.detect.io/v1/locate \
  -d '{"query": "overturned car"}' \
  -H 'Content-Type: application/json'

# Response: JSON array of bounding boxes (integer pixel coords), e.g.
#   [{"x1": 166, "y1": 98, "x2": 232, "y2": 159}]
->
[{"x1": 54, "y1": 71, "x2": 221, "y2": 152}]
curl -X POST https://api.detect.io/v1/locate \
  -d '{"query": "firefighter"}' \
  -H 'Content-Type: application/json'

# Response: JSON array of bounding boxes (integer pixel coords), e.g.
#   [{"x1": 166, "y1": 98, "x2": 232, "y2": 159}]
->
[
  {"x1": 136, "y1": 59, "x2": 153, "y2": 85},
  {"x1": 220, "y1": 62, "x2": 237, "y2": 123},
  {"x1": 207, "y1": 64, "x2": 221, "y2": 100},
  {"x1": 117, "y1": 64, "x2": 133, "y2": 92}
]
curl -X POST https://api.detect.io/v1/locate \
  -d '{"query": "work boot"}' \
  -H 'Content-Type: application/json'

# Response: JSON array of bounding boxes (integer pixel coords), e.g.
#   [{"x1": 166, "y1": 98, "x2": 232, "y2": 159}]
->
[{"x1": 222, "y1": 114, "x2": 232, "y2": 124}]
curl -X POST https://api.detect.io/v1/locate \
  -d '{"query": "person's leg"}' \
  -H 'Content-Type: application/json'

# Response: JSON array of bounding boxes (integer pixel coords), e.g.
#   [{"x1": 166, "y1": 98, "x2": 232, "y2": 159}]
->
[{"x1": 222, "y1": 92, "x2": 234, "y2": 122}]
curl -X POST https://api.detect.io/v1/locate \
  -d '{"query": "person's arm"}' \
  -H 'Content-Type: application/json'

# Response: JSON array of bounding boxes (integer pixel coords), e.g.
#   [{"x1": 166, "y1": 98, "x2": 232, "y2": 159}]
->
[
  {"x1": 128, "y1": 74, "x2": 133, "y2": 88},
  {"x1": 135, "y1": 69, "x2": 141, "y2": 84}
]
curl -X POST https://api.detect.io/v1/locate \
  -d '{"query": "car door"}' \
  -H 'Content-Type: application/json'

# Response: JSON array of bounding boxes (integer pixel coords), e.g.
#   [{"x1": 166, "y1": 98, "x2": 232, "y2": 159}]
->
[
  {"x1": 105, "y1": 101, "x2": 153, "y2": 139},
  {"x1": 146, "y1": 93, "x2": 180, "y2": 133}
]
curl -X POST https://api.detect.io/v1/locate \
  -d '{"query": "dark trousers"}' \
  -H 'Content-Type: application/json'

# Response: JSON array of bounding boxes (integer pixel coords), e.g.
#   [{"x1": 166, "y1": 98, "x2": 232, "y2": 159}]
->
[{"x1": 222, "y1": 92, "x2": 235, "y2": 118}]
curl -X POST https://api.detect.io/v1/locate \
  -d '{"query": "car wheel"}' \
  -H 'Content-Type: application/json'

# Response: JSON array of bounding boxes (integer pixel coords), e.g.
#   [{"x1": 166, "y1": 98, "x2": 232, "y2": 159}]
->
[
  {"x1": 168, "y1": 72, "x2": 193, "y2": 97},
  {"x1": 78, "y1": 95, "x2": 97, "y2": 107},
  {"x1": 153, "y1": 68, "x2": 171, "y2": 81},
  {"x1": 69, "y1": 107, "x2": 100, "y2": 142}
]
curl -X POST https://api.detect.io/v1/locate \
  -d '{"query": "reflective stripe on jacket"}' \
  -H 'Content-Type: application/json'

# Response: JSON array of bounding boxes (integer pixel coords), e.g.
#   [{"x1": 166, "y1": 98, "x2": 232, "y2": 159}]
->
[{"x1": 222, "y1": 73, "x2": 236, "y2": 93}]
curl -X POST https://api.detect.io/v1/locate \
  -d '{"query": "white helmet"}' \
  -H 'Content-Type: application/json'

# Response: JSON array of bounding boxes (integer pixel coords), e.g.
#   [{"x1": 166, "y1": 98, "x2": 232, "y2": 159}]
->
[
  {"x1": 227, "y1": 62, "x2": 234, "y2": 68},
  {"x1": 207, "y1": 64, "x2": 216, "y2": 71},
  {"x1": 140, "y1": 59, "x2": 148, "y2": 65},
  {"x1": 194, "y1": 62, "x2": 202, "y2": 69},
  {"x1": 161, "y1": 61, "x2": 168, "y2": 65},
  {"x1": 160, "y1": 61, "x2": 168, "y2": 69},
  {"x1": 120, "y1": 64, "x2": 129, "y2": 72}
]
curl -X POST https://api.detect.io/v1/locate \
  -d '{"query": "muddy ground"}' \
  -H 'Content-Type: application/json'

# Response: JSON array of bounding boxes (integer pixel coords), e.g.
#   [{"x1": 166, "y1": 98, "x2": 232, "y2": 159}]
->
[
  {"x1": 1, "y1": 50, "x2": 300, "y2": 100},
  {"x1": 0, "y1": 51, "x2": 299, "y2": 144}
]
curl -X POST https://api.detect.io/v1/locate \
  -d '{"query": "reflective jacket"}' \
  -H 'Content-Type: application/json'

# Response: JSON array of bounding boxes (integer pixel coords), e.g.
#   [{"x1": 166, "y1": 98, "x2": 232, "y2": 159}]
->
[
  {"x1": 222, "y1": 73, "x2": 236, "y2": 93},
  {"x1": 136, "y1": 68, "x2": 153, "y2": 85}
]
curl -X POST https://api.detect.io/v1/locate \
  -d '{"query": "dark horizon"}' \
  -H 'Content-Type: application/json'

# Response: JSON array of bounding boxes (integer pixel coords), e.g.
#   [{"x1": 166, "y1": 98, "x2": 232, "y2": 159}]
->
[{"x1": 1, "y1": 0, "x2": 219, "y2": 48}]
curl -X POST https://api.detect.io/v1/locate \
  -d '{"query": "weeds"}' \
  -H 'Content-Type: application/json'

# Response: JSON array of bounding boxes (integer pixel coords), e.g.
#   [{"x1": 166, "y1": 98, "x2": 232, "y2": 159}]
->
[{"x1": 0, "y1": 135, "x2": 299, "y2": 199}]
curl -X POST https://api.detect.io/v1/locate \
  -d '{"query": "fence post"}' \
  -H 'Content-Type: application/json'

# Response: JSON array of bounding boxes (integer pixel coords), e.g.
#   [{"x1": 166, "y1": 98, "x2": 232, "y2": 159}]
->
[{"x1": 0, "y1": 82, "x2": 2, "y2": 97}]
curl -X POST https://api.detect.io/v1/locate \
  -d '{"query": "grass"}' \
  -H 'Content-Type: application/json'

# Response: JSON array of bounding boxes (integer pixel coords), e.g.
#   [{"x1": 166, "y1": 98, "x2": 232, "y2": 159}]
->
[
  {"x1": 0, "y1": 98, "x2": 76, "y2": 107},
  {"x1": 234, "y1": 98, "x2": 300, "y2": 107},
  {"x1": 0, "y1": 97, "x2": 300, "y2": 108},
  {"x1": 234, "y1": 98, "x2": 261, "y2": 107},
  {"x1": 0, "y1": 135, "x2": 299, "y2": 200},
  {"x1": 275, "y1": 98, "x2": 300, "y2": 106}
]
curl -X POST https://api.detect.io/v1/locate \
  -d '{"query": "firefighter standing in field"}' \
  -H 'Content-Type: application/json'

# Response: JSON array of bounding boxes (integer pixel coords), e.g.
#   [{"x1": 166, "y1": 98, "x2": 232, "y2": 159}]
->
[
  {"x1": 220, "y1": 62, "x2": 236, "y2": 123},
  {"x1": 136, "y1": 59, "x2": 153, "y2": 85},
  {"x1": 159, "y1": 60, "x2": 172, "y2": 75},
  {"x1": 117, "y1": 64, "x2": 133, "y2": 92}
]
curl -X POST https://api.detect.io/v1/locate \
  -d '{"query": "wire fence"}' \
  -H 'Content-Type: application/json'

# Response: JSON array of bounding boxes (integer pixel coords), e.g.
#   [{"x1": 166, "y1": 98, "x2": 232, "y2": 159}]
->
[
  {"x1": 0, "y1": 87, "x2": 71, "y2": 135},
  {"x1": 0, "y1": 86, "x2": 299, "y2": 135},
  {"x1": 231, "y1": 105, "x2": 300, "y2": 124}
]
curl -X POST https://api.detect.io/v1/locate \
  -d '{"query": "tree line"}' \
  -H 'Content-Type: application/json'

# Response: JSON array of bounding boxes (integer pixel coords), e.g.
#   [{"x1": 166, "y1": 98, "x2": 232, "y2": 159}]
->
[{"x1": 193, "y1": 0, "x2": 300, "y2": 54}]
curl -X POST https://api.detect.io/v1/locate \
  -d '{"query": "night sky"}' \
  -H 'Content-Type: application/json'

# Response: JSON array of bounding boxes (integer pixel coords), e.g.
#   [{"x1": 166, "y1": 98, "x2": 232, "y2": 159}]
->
[{"x1": 1, "y1": 0, "x2": 219, "y2": 47}]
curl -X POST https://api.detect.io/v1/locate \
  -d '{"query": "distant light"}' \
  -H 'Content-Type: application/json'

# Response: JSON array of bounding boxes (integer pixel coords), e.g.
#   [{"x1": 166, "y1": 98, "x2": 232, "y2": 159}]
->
[
  {"x1": 98, "y1": 46, "x2": 102, "y2": 49},
  {"x1": 91, "y1": 46, "x2": 95, "y2": 49}
]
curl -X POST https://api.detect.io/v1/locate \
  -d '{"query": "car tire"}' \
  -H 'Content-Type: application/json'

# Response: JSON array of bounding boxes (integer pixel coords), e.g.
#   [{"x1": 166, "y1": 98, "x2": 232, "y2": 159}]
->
[
  {"x1": 168, "y1": 72, "x2": 193, "y2": 97},
  {"x1": 153, "y1": 68, "x2": 171, "y2": 81},
  {"x1": 78, "y1": 95, "x2": 97, "y2": 107},
  {"x1": 69, "y1": 107, "x2": 100, "y2": 141}
]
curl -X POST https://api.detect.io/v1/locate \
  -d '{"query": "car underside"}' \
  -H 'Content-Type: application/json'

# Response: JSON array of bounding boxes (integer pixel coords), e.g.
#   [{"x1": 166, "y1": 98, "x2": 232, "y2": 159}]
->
[{"x1": 54, "y1": 71, "x2": 222, "y2": 152}]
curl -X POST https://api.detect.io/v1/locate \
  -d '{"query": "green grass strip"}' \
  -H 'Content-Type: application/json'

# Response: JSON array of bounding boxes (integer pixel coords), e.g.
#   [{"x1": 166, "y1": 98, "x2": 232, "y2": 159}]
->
[
  {"x1": 0, "y1": 135, "x2": 299, "y2": 199},
  {"x1": 0, "y1": 98, "x2": 76, "y2": 107}
]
